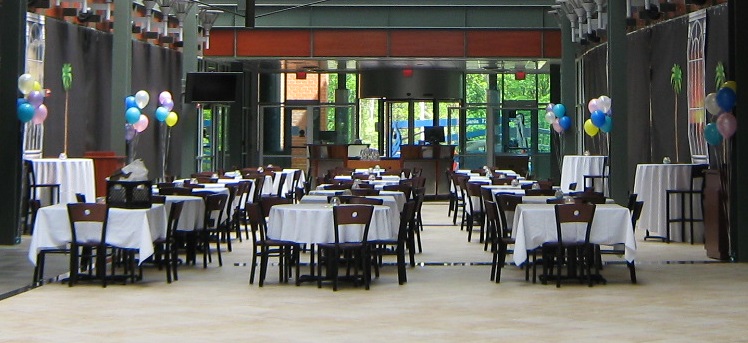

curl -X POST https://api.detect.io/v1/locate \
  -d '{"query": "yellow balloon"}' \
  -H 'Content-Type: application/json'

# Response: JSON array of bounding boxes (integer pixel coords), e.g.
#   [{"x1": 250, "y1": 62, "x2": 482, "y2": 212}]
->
[
  {"x1": 165, "y1": 111, "x2": 178, "y2": 127},
  {"x1": 723, "y1": 81, "x2": 737, "y2": 91},
  {"x1": 32, "y1": 81, "x2": 42, "y2": 91},
  {"x1": 584, "y1": 119, "x2": 599, "y2": 137}
]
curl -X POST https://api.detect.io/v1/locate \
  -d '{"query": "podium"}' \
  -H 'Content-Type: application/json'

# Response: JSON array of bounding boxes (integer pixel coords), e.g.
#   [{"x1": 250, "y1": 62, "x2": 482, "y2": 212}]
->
[{"x1": 84, "y1": 151, "x2": 126, "y2": 197}]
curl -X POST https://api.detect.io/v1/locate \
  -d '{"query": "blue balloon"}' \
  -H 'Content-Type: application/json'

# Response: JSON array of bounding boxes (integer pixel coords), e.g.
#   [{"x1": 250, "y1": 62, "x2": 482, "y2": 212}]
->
[
  {"x1": 155, "y1": 106, "x2": 169, "y2": 122},
  {"x1": 600, "y1": 116, "x2": 613, "y2": 133},
  {"x1": 125, "y1": 107, "x2": 141, "y2": 124},
  {"x1": 716, "y1": 87, "x2": 736, "y2": 112},
  {"x1": 704, "y1": 122, "x2": 722, "y2": 145},
  {"x1": 559, "y1": 116, "x2": 572, "y2": 130},
  {"x1": 125, "y1": 95, "x2": 138, "y2": 109},
  {"x1": 17, "y1": 103, "x2": 35, "y2": 123},
  {"x1": 17, "y1": 98, "x2": 28, "y2": 108},
  {"x1": 552, "y1": 104, "x2": 566, "y2": 118},
  {"x1": 591, "y1": 110, "x2": 606, "y2": 128}
]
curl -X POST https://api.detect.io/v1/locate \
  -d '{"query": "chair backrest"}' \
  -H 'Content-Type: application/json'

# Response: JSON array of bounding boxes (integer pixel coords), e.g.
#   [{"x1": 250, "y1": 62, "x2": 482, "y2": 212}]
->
[
  {"x1": 250, "y1": 176, "x2": 265, "y2": 202},
  {"x1": 235, "y1": 181, "x2": 252, "y2": 207},
  {"x1": 106, "y1": 180, "x2": 152, "y2": 209},
  {"x1": 332, "y1": 205, "x2": 375, "y2": 244},
  {"x1": 553, "y1": 203, "x2": 596, "y2": 244},
  {"x1": 398, "y1": 201, "x2": 417, "y2": 241},
  {"x1": 568, "y1": 182, "x2": 578, "y2": 191},
  {"x1": 412, "y1": 187, "x2": 426, "y2": 214},
  {"x1": 22, "y1": 122, "x2": 44, "y2": 159},
  {"x1": 166, "y1": 201, "x2": 184, "y2": 241},
  {"x1": 524, "y1": 188, "x2": 556, "y2": 196},
  {"x1": 631, "y1": 201, "x2": 644, "y2": 228},
  {"x1": 203, "y1": 194, "x2": 228, "y2": 230},
  {"x1": 223, "y1": 184, "x2": 238, "y2": 222},
  {"x1": 75, "y1": 193, "x2": 87, "y2": 203},
  {"x1": 355, "y1": 182, "x2": 375, "y2": 189},
  {"x1": 466, "y1": 182, "x2": 486, "y2": 212},
  {"x1": 410, "y1": 176, "x2": 427, "y2": 188},
  {"x1": 274, "y1": 172, "x2": 288, "y2": 197},
  {"x1": 325, "y1": 183, "x2": 353, "y2": 190},
  {"x1": 496, "y1": 194, "x2": 523, "y2": 236},
  {"x1": 691, "y1": 164, "x2": 709, "y2": 190},
  {"x1": 470, "y1": 169, "x2": 487, "y2": 176},
  {"x1": 536, "y1": 180, "x2": 553, "y2": 190},
  {"x1": 244, "y1": 202, "x2": 268, "y2": 242},
  {"x1": 259, "y1": 196, "x2": 293, "y2": 218},
  {"x1": 483, "y1": 200, "x2": 501, "y2": 242},
  {"x1": 351, "y1": 188, "x2": 380, "y2": 196},
  {"x1": 383, "y1": 184, "x2": 412, "y2": 201},
  {"x1": 347, "y1": 196, "x2": 384, "y2": 205},
  {"x1": 573, "y1": 191, "x2": 606, "y2": 204},
  {"x1": 23, "y1": 159, "x2": 37, "y2": 188},
  {"x1": 491, "y1": 177, "x2": 514, "y2": 185},
  {"x1": 151, "y1": 195, "x2": 166, "y2": 204},
  {"x1": 67, "y1": 203, "x2": 109, "y2": 245}
]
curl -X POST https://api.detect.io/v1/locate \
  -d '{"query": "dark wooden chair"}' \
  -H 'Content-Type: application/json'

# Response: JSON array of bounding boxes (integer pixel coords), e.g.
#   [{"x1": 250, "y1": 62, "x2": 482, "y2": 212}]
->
[
  {"x1": 541, "y1": 203, "x2": 598, "y2": 288},
  {"x1": 369, "y1": 201, "x2": 417, "y2": 284},
  {"x1": 664, "y1": 164, "x2": 708, "y2": 244},
  {"x1": 524, "y1": 188, "x2": 556, "y2": 196},
  {"x1": 347, "y1": 197, "x2": 384, "y2": 205},
  {"x1": 245, "y1": 202, "x2": 298, "y2": 286},
  {"x1": 146, "y1": 201, "x2": 184, "y2": 283},
  {"x1": 198, "y1": 194, "x2": 228, "y2": 268},
  {"x1": 66, "y1": 203, "x2": 111, "y2": 287},
  {"x1": 495, "y1": 194, "x2": 523, "y2": 282},
  {"x1": 317, "y1": 205, "x2": 375, "y2": 291},
  {"x1": 351, "y1": 188, "x2": 380, "y2": 196}
]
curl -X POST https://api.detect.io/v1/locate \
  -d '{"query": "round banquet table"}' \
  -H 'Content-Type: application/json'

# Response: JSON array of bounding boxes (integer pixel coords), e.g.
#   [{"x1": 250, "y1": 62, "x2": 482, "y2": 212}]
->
[
  {"x1": 28, "y1": 158, "x2": 96, "y2": 204},
  {"x1": 560, "y1": 155, "x2": 607, "y2": 193},
  {"x1": 267, "y1": 203, "x2": 398, "y2": 244},
  {"x1": 633, "y1": 163, "x2": 704, "y2": 243}
]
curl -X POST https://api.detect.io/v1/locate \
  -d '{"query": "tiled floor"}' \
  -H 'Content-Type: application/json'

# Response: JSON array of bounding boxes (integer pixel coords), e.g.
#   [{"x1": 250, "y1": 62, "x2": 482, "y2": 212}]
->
[{"x1": 1, "y1": 201, "x2": 746, "y2": 341}]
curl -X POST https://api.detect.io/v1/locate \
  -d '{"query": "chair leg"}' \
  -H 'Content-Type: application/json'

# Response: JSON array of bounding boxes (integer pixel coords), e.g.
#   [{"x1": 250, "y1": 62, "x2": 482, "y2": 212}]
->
[
  {"x1": 628, "y1": 261, "x2": 637, "y2": 284},
  {"x1": 259, "y1": 247, "x2": 269, "y2": 287},
  {"x1": 249, "y1": 249, "x2": 258, "y2": 284}
]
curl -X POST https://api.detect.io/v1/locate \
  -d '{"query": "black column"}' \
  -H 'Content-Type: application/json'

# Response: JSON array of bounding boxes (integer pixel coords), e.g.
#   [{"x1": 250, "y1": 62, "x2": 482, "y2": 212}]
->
[
  {"x1": 608, "y1": 0, "x2": 629, "y2": 204},
  {"x1": 729, "y1": 0, "x2": 748, "y2": 261},
  {"x1": 0, "y1": 2, "x2": 25, "y2": 245}
]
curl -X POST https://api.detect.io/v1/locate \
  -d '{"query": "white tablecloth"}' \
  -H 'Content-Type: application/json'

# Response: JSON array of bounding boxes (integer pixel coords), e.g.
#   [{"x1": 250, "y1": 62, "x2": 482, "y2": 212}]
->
[
  {"x1": 29, "y1": 158, "x2": 96, "y2": 204},
  {"x1": 267, "y1": 203, "x2": 398, "y2": 244},
  {"x1": 560, "y1": 155, "x2": 607, "y2": 193},
  {"x1": 511, "y1": 204, "x2": 636, "y2": 266},
  {"x1": 632, "y1": 163, "x2": 703, "y2": 242},
  {"x1": 164, "y1": 195, "x2": 205, "y2": 231},
  {"x1": 29, "y1": 203, "x2": 167, "y2": 265}
]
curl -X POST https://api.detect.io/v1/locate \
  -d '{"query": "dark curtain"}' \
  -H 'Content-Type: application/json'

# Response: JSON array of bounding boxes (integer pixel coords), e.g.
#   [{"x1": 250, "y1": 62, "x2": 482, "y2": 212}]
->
[
  {"x1": 706, "y1": 5, "x2": 729, "y2": 95},
  {"x1": 649, "y1": 16, "x2": 689, "y2": 163},
  {"x1": 581, "y1": 44, "x2": 608, "y2": 155},
  {"x1": 131, "y1": 42, "x2": 183, "y2": 179},
  {"x1": 627, "y1": 28, "x2": 653, "y2": 167},
  {"x1": 43, "y1": 18, "x2": 113, "y2": 157}
]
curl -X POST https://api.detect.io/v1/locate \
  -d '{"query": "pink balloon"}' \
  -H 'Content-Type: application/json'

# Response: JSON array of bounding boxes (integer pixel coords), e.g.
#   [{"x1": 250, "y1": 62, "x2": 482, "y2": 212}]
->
[
  {"x1": 133, "y1": 114, "x2": 149, "y2": 133},
  {"x1": 716, "y1": 112, "x2": 737, "y2": 139},
  {"x1": 31, "y1": 104, "x2": 48, "y2": 124},
  {"x1": 587, "y1": 98, "x2": 599, "y2": 114},
  {"x1": 552, "y1": 119, "x2": 563, "y2": 133},
  {"x1": 158, "y1": 91, "x2": 172, "y2": 105}
]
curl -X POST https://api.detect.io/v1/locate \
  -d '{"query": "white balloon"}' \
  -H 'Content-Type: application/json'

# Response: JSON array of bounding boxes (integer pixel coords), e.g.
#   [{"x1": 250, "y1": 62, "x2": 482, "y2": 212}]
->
[
  {"x1": 705, "y1": 93, "x2": 721, "y2": 115},
  {"x1": 18, "y1": 74, "x2": 35, "y2": 95},
  {"x1": 598, "y1": 95, "x2": 612, "y2": 113},
  {"x1": 134, "y1": 90, "x2": 150, "y2": 110},
  {"x1": 545, "y1": 111, "x2": 556, "y2": 124}
]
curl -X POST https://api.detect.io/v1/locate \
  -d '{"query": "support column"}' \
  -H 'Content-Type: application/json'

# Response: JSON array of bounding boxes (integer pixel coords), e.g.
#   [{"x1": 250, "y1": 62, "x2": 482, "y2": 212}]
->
[
  {"x1": 179, "y1": 5, "x2": 200, "y2": 177},
  {"x1": 607, "y1": 0, "x2": 629, "y2": 204},
  {"x1": 0, "y1": 1, "x2": 25, "y2": 244},
  {"x1": 486, "y1": 74, "x2": 499, "y2": 167},
  {"x1": 729, "y1": 0, "x2": 748, "y2": 261},
  {"x1": 108, "y1": 0, "x2": 131, "y2": 155},
  {"x1": 559, "y1": 19, "x2": 577, "y2": 157}
]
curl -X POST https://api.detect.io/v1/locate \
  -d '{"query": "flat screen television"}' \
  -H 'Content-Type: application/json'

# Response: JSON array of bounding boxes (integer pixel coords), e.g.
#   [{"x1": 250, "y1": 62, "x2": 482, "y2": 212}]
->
[
  {"x1": 185, "y1": 72, "x2": 243, "y2": 103},
  {"x1": 318, "y1": 130, "x2": 337, "y2": 143},
  {"x1": 423, "y1": 126, "x2": 445, "y2": 144}
]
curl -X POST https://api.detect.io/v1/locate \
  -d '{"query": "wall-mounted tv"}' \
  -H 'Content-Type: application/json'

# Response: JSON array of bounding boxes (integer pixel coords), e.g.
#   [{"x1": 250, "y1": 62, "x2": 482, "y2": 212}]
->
[
  {"x1": 423, "y1": 126, "x2": 445, "y2": 144},
  {"x1": 185, "y1": 72, "x2": 243, "y2": 103}
]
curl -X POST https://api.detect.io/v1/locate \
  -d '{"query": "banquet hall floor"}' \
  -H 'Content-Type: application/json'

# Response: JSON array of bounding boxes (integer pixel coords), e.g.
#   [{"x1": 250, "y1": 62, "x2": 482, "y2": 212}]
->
[{"x1": 1, "y1": 201, "x2": 747, "y2": 341}]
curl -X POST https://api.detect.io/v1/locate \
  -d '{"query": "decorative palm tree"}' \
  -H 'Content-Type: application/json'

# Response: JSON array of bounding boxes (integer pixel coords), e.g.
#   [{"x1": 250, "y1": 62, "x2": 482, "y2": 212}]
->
[
  {"x1": 671, "y1": 64, "x2": 683, "y2": 162},
  {"x1": 61, "y1": 63, "x2": 72, "y2": 157},
  {"x1": 715, "y1": 61, "x2": 725, "y2": 91}
]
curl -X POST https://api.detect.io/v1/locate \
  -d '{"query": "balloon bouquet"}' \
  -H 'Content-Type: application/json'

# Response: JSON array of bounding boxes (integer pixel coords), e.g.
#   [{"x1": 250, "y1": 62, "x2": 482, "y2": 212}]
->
[
  {"x1": 545, "y1": 103, "x2": 571, "y2": 168},
  {"x1": 155, "y1": 91, "x2": 178, "y2": 180},
  {"x1": 123, "y1": 90, "x2": 179, "y2": 170},
  {"x1": 583, "y1": 95, "x2": 613, "y2": 153},
  {"x1": 16, "y1": 74, "x2": 50, "y2": 126}
]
